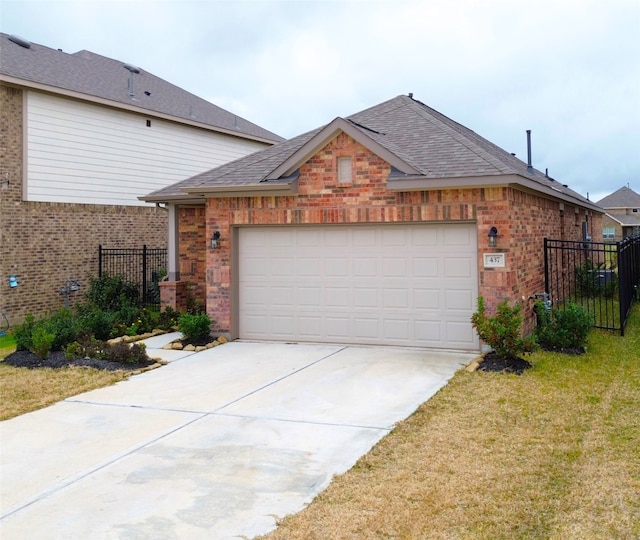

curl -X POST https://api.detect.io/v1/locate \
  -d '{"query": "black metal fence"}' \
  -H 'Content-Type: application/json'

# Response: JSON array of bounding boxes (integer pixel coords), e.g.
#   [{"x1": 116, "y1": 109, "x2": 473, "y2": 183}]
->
[
  {"x1": 544, "y1": 236, "x2": 640, "y2": 335},
  {"x1": 98, "y1": 245, "x2": 167, "y2": 307}
]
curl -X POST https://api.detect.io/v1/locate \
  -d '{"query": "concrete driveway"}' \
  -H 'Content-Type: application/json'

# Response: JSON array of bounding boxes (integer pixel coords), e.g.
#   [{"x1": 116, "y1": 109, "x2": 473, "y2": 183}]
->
[{"x1": 1, "y1": 335, "x2": 476, "y2": 539}]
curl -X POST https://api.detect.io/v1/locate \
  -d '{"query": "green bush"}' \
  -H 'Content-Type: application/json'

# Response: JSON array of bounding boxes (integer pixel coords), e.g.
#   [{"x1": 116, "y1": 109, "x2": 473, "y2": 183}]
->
[
  {"x1": 42, "y1": 309, "x2": 81, "y2": 351},
  {"x1": 157, "y1": 307, "x2": 181, "y2": 330},
  {"x1": 14, "y1": 314, "x2": 36, "y2": 351},
  {"x1": 85, "y1": 274, "x2": 140, "y2": 312},
  {"x1": 178, "y1": 312, "x2": 211, "y2": 341},
  {"x1": 31, "y1": 326, "x2": 56, "y2": 359},
  {"x1": 471, "y1": 297, "x2": 537, "y2": 359},
  {"x1": 77, "y1": 306, "x2": 115, "y2": 341},
  {"x1": 575, "y1": 259, "x2": 617, "y2": 298},
  {"x1": 535, "y1": 301, "x2": 593, "y2": 350},
  {"x1": 14, "y1": 310, "x2": 80, "y2": 354}
]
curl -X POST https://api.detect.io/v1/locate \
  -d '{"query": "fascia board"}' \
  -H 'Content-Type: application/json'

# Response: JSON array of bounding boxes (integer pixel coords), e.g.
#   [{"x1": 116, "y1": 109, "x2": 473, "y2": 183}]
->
[
  {"x1": 389, "y1": 173, "x2": 604, "y2": 213},
  {"x1": 182, "y1": 179, "x2": 299, "y2": 198},
  {"x1": 0, "y1": 75, "x2": 280, "y2": 145},
  {"x1": 138, "y1": 193, "x2": 205, "y2": 204},
  {"x1": 265, "y1": 117, "x2": 421, "y2": 180}
]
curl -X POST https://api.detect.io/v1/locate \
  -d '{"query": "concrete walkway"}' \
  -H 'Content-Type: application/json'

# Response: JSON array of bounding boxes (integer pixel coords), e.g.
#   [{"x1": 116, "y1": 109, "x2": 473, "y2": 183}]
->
[{"x1": 0, "y1": 335, "x2": 476, "y2": 539}]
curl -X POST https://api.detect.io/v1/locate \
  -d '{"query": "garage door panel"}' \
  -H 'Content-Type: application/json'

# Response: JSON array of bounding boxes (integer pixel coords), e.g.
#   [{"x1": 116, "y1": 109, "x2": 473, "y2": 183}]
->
[
  {"x1": 326, "y1": 317, "x2": 350, "y2": 338},
  {"x1": 444, "y1": 257, "x2": 473, "y2": 278},
  {"x1": 382, "y1": 258, "x2": 408, "y2": 277},
  {"x1": 445, "y1": 289, "x2": 474, "y2": 311},
  {"x1": 239, "y1": 225, "x2": 479, "y2": 350},
  {"x1": 325, "y1": 288, "x2": 349, "y2": 307}
]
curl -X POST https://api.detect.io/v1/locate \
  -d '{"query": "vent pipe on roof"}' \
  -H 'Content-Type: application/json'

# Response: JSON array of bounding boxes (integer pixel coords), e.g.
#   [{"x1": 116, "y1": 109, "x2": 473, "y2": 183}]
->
[
  {"x1": 123, "y1": 63, "x2": 141, "y2": 98},
  {"x1": 526, "y1": 130, "x2": 533, "y2": 172},
  {"x1": 8, "y1": 35, "x2": 31, "y2": 49}
]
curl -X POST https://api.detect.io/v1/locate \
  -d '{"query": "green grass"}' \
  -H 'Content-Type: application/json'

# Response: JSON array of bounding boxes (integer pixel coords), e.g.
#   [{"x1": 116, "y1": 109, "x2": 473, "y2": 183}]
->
[{"x1": 0, "y1": 332, "x2": 16, "y2": 359}]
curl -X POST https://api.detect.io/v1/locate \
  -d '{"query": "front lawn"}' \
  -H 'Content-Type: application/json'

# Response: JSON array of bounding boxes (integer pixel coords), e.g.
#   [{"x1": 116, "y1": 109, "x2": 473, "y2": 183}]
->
[{"x1": 261, "y1": 302, "x2": 640, "y2": 539}]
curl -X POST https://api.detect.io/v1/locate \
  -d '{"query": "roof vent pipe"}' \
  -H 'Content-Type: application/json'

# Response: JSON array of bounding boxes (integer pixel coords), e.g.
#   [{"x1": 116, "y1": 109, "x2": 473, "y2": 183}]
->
[{"x1": 526, "y1": 130, "x2": 533, "y2": 172}]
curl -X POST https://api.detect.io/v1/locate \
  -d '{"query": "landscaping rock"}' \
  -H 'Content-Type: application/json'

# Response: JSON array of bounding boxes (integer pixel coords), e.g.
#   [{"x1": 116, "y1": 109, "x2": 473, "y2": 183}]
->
[{"x1": 184, "y1": 344, "x2": 196, "y2": 352}]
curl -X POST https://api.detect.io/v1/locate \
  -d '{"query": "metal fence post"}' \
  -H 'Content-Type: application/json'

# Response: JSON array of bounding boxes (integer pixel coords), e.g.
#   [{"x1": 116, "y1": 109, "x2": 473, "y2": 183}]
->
[{"x1": 142, "y1": 245, "x2": 148, "y2": 306}]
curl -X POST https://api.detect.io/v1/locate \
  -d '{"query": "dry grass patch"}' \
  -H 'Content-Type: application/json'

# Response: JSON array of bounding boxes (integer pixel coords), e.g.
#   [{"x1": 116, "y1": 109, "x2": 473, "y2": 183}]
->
[
  {"x1": 0, "y1": 363, "x2": 127, "y2": 421},
  {"x1": 261, "y1": 304, "x2": 640, "y2": 539}
]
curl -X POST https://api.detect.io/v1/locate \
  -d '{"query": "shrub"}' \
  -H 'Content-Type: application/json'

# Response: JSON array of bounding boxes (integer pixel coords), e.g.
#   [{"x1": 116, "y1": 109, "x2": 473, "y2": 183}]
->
[
  {"x1": 471, "y1": 297, "x2": 537, "y2": 359},
  {"x1": 78, "y1": 306, "x2": 115, "y2": 341},
  {"x1": 105, "y1": 341, "x2": 149, "y2": 364},
  {"x1": 575, "y1": 259, "x2": 617, "y2": 298},
  {"x1": 85, "y1": 274, "x2": 140, "y2": 312},
  {"x1": 157, "y1": 307, "x2": 181, "y2": 330},
  {"x1": 178, "y1": 312, "x2": 211, "y2": 341},
  {"x1": 42, "y1": 309, "x2": 81, "y2": 351},
  {"x1": 14, "y1": 310, "x2": 80, "y2": 354},
  {"x1": 535, "y1": 301, "x2": 593, "y2": 350},
  {"x1": 31, "y1": 326, "x2": 56, "y2": 359},
  {"x1": 14, "y1": 314, "x2": 36, "y2": 351}
]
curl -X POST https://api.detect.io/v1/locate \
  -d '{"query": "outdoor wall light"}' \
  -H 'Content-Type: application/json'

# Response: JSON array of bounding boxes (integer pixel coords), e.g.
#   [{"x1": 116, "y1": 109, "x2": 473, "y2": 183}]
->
[
  {"x1": 488, "y1": 227, "x2": 498, "y2": 248},
  {"x1": 9, "y1": 275, "x2": 18, "y2": 288},
  {"x1": 210, "y1": 230, "x2": 221, "y2": 249}
]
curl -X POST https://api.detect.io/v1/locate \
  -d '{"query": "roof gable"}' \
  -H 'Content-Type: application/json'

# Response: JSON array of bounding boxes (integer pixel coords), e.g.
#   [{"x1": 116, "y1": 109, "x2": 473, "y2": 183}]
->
[
  {"x1": 142, "y1": 94, "x2": 602, "y2": 212},
  {"x1": 0, "y1": 33, "x2": 283, "y2": 144},
  {"x1": 597, "y1": 186, "x2": 640, "y2": 209}
]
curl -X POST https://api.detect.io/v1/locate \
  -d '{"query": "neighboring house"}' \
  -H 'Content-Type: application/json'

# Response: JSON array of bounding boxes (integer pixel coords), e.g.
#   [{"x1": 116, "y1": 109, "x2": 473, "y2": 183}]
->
[
  {"x1": 0, "y1": 33, "x2": 282, "y2": 325},
  {"x1": 596, "y1": 186, "x2": 640, "y2": 242},
  {"x1": 143, "y1": 94, "x2": 603, "y2": 352}
]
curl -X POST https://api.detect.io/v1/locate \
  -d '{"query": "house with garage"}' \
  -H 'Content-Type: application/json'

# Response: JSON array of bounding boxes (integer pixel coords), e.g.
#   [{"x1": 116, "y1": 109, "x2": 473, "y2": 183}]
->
[
  {"x1": 142, "y1": 94, "x2": 603, "y2": 352},
  {"x1": 0, "y1": 33, "x2": 282, "y2": 325},
  {"x1": 597, "y1": 186, "x2": 640, "y2": 242}
]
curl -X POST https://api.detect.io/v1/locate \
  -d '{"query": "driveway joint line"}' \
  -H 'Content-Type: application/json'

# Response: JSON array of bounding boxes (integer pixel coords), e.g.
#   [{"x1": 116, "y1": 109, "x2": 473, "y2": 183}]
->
[
  {"x1": 0, "y1": 412, "x2": 209, "y2": 521},
  {"x1": 209, "y1": 411, "x2": 393, "y2": 432},
  {"x1": 211, "y1": 346, "x2": 349, "y2": 413}
]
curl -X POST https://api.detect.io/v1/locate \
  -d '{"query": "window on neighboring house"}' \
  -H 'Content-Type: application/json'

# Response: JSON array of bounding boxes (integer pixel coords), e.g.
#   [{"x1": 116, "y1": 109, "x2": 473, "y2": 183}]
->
[
  {"x1": 633, "y1": 208, "x2": 638, "y2": 213},
  {"x1": 603, "y1": 226, "x2": 615, "y2": 239},
  {"x1": 337, "y1": 157, "x2": 352, "y2": 183}
]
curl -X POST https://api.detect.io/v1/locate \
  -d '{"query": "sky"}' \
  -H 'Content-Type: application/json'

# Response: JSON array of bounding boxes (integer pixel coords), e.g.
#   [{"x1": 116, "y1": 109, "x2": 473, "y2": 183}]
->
[{"x1": 1, "y1": 0, "x2": 639, "y2": 202}]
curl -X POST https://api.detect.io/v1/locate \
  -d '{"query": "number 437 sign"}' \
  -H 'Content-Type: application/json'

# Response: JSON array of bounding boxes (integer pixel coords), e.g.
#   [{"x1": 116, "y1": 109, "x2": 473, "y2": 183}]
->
[{"x1": 483, "y1": 253, "x2": 506, "y2": 268}]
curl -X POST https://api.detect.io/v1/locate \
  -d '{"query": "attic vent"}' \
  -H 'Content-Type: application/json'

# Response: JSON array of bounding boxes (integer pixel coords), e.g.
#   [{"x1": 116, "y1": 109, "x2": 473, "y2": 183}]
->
[{"x1": 8, "y1": 35, "x2": 31, "y2": 49}]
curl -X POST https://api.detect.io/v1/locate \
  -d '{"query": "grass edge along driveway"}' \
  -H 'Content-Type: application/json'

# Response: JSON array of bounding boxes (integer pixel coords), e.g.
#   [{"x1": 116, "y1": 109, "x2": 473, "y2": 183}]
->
[{"x1": 260, "y1": 303, "x2": 640, "y2": 540}]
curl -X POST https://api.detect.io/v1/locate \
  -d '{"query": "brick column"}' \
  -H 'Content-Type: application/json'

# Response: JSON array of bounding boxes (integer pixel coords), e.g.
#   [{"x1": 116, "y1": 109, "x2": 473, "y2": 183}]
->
[{"x1": 159, "y1": 281, "x2": 189, "y2": 312}]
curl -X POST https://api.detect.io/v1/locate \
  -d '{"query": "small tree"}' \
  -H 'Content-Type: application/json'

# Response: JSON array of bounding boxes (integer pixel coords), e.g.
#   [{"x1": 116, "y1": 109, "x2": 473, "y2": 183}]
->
[{"x1": 471, "y1": 297, "x2": 537, "y2": 359}]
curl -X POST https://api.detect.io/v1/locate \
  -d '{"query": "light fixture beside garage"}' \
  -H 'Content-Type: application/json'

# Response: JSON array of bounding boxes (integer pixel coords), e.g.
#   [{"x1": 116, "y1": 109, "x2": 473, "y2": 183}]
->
[
  {"x1": 210, "y1": 230, "x2": 221, "y2": 249},
  {"x1": 488, "y1": 227, "x2": 498, "y2": 248}
]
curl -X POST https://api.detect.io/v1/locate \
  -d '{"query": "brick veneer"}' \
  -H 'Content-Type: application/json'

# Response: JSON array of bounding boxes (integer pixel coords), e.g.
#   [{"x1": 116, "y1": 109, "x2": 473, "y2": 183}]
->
[
  {"x1": 176, "y1": 132, "x2": 602, "y2": 340},
  {"x1": 0, "y1": 84, "x2": 167, "y2": 325}
]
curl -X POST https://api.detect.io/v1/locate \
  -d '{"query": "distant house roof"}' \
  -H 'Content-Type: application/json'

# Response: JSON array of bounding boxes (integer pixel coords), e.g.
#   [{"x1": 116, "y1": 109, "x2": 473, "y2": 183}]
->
[
  {"x1": 142, "y1": 94, "x2": 602, "y2": 212},
  {"x1": 0, "y1": 32, "x2": 283, "y2": 144},
  {"x1": 596, "y1": 186, "x2": 640, "y2": 209},
  {"x1": 605, "y1": 212, "x2": 640, "y2": 227}
]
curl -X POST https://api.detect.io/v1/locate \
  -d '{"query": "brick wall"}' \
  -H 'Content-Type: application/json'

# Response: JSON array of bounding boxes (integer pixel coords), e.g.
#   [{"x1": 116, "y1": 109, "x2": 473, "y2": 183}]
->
[
  {"x1": 178, "y1": 206, "x2": 207, "y2": 310},
  {"x1": 173, "y1": 132, "x2": 604, "y2": 339},
  {"x1": 0, "y1": 84, "x2": 167, "y2": 325}
]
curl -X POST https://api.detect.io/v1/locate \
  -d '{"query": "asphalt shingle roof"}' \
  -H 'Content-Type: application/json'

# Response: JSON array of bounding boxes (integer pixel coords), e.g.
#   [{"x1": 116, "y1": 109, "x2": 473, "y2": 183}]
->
[
  {"x1": 0, "y1": 33, "x2": 283, "y2": 143},
  {"x1": 142, "y1": 94, "x2": 600, "y2": 211},
  {"x1": 596, "y1": 186, "x2": 640, "y2": 209}
]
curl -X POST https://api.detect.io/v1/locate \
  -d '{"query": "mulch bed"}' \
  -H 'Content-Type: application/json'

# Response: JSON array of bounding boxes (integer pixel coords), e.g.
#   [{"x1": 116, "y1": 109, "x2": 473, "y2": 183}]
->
[
  {"x1": 477, "y1": 352, "x2": 532, "y2": 375},
  {"x1": 3, "y1": 350, "x2": 157, "y2": 371}
]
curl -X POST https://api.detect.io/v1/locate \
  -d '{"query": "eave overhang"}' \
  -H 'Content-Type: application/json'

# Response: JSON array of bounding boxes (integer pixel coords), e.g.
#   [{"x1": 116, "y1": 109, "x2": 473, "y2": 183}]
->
[{"x1": 0, "y1": 75, "x2": 281, "y2": 145}]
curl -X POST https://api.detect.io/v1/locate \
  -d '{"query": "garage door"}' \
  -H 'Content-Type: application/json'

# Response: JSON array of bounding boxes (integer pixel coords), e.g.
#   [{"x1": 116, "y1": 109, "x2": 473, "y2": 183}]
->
[{"x1": 238, "y1": 224, "x2": 479, "y2": 350}]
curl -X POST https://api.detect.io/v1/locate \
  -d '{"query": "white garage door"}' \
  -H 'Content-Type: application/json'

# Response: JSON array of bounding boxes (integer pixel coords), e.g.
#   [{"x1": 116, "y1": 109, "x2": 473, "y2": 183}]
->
[{"x1": 238, "y1": 224, "x2": 479, "y2": 350}]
